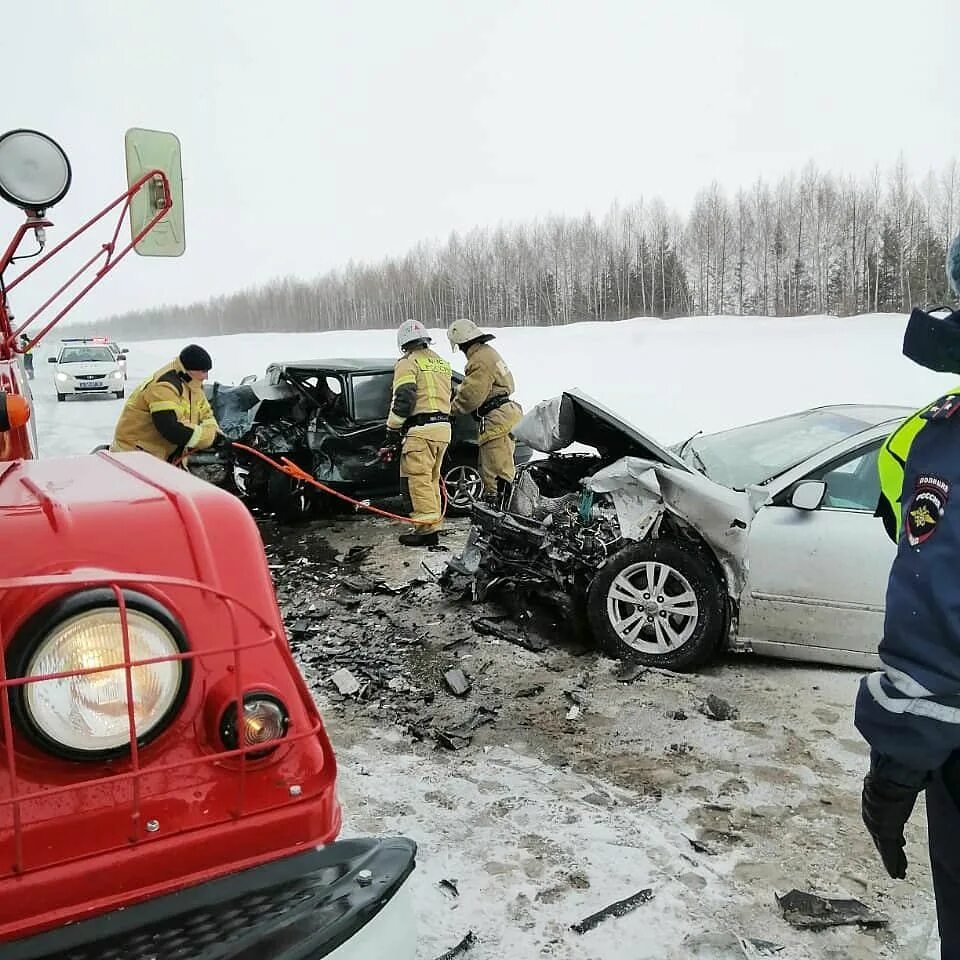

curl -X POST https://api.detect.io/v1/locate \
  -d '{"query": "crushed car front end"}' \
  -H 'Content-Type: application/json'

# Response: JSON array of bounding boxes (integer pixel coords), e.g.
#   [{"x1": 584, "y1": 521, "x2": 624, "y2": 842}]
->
[{"x1": 449, "y1": 391, "x2": 768, "y2": 670}]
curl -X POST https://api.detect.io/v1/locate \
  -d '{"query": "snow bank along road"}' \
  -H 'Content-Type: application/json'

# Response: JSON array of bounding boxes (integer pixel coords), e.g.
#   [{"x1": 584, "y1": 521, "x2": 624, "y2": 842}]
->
[{"x1": 32, "y1": 314, "x2": 951, "y2": 958}]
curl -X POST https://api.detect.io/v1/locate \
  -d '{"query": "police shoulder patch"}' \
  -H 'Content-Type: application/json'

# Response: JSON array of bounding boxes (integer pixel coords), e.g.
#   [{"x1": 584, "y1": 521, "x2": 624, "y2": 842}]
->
[
  {"x1": 906, "y1": 474, "x2": 950, "y2": 546},
  {"x1": 921, "y1": 394, "x2": 960, "y2": 421}
]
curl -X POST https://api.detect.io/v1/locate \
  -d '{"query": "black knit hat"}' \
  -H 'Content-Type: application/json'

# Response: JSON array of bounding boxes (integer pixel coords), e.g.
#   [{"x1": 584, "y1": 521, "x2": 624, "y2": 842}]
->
[{"x1": 179, "y1": 344, "x2": 212, "y2": 372}]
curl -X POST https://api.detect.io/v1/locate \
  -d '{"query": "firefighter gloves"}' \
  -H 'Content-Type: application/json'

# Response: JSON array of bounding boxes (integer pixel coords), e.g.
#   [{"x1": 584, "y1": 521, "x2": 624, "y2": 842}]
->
[{"x1": 377, "y1": 430, "x2": 402, "y2": 464}]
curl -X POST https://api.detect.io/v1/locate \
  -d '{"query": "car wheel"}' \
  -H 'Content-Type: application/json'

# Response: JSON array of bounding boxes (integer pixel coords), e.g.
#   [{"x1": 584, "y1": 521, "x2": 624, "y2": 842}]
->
[
  {"x1": 114, "y1": 390, "x2": 124, "y2": 400},
  {"x1": 586, "y1": 540, "x2": 724, "y2": 672},
  {"x1": 56, "y1": 392, "x2": 65, "y2": 402},
  {"x1": 266, "y1": 470, "x2": 312, "y2": 523},
  {"x1": 442, "y1": 463, "x2": 484, "y2": 517}
]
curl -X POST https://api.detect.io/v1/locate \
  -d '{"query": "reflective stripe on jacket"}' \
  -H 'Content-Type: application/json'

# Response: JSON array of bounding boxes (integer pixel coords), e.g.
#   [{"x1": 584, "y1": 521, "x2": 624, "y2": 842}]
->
[
  {"x1": 111, "y1": 357, "x2": 219, "y2": 461},
  {"x1": 387, "y1": 348, "x2": 452, "y2": 441}
]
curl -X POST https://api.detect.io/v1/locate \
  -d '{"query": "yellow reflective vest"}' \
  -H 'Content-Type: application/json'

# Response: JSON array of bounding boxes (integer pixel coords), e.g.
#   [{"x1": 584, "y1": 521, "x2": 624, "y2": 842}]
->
[{"x1": 877, "y1": 388, "x2": 960, "y2": 541}]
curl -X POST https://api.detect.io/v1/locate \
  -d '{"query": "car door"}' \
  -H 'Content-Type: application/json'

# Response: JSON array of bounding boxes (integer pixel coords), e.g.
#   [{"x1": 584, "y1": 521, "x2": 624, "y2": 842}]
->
[
  {"x1": 341, "y1": 372, "x2": 398, "y2": 491},
  {"x1": 739, "y1": 439, "x2": 895, "y2": 662}
]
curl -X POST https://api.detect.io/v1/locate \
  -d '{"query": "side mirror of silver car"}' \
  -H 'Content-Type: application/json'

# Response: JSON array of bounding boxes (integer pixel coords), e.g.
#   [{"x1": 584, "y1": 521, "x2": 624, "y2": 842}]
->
[{"x1": 790, "y1": 479, "x2": 827, "y2": 511}]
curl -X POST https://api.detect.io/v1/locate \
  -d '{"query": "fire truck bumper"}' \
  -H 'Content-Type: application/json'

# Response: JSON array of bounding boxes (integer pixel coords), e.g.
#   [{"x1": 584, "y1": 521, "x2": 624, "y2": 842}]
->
[{"x1": 6, "y1": 836, "x2": 417, "y2": 960}]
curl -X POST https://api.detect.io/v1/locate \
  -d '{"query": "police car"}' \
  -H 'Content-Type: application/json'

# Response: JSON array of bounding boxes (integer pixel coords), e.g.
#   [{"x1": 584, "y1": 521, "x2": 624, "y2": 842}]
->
[{"x1": 50, "y1": 340, "x2": 125, "y2": 401}]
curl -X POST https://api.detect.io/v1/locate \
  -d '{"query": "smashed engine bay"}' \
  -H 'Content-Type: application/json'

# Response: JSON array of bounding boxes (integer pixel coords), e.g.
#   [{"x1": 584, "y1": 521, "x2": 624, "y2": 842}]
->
[{"x1": 449, "y1": 390, "x2": 769, "y2": 633}]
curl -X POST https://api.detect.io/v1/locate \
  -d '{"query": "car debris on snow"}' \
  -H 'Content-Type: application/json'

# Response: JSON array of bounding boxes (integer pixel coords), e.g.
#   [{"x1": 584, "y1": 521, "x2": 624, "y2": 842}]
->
[
  {"x1": 570, "y1": 887, "x2": 655, "y2": 934},
  {"x1": 699, "y1": 693, "x2": 740, "y2": 721},
  {"x1": 471, "y1": 616, "x2": 549, "y2": 652},
  {"x1": 434, "y1": 706, "x2": 498, "y2": 750},
  {"x1": 443, "y1": 669, "x2": 472, "y2": 697},
  {"x1": 330, "y1": 668, "x2": 361, "y2": 696},
  {"x1": 432, "y1": 930, "x2": 477, "y2": 960},
  {"x1": 739, "y1": 938, "x2": 785, "y2": 957},
  {"x1": 683, "y1": 834, "x2": 716, "y2": 855},
  {"x1": 775, "y1": 889, "x2": 888, "y2": 930}
]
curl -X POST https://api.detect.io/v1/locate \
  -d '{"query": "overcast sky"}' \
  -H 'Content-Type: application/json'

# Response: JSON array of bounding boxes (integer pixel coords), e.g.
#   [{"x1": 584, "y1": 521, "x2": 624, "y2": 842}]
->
[{"x1": 2, "y1": 0, "x2": 956, "y2": 323}]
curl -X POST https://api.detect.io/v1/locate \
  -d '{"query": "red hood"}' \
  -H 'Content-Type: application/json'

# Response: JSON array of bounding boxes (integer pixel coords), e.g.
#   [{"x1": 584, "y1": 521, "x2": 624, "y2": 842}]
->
[{"x1": 1, "y1": 451, "x2": 268, "y2": 598}]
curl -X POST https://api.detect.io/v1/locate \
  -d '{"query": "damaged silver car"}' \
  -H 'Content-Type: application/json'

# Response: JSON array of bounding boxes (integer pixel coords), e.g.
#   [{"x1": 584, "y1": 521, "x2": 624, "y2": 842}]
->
[{"x1": 449, "y1": 391, "x2": 909, "y2": 671}]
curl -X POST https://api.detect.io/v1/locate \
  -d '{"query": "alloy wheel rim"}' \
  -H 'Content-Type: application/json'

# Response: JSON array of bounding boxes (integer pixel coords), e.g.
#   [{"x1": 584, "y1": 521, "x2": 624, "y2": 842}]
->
[
  {"x1": 444, "y1": 465, "x2": 484, "y2": 509},
  {"x1": 606, "y1": 561, "x2": 699, "y2": 655}
]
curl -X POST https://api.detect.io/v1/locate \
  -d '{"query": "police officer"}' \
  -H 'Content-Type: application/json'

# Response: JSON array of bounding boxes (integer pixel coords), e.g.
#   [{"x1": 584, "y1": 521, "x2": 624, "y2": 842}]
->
[
  {"x1": 18, "y1": 334, "x2": 33, "y2": 380},
  {"x1": 856, "y1": 235, "x2": 960, "y2": 957},
  {"x1": 379, "y1": 320, "x2": 452, "y2": 547},
  {"x1": 447, "y1": 318, "x2": 522, "y2": 502},
  {"x1": 111, "y1": 344, "x2": 221, "y2": 463}
]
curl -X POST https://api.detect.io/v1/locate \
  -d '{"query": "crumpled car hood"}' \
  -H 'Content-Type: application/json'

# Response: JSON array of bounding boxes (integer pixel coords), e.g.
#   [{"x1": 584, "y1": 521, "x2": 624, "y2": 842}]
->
[
  {"x1": 585, "y1": 457, "x2": 770, "y2": 596},
  {"x1": 206, "y1": 379, "x2": 297, "y2": 439},
  {"x1": 514, "y1": 389, "x2": 690, "y2": 469}
]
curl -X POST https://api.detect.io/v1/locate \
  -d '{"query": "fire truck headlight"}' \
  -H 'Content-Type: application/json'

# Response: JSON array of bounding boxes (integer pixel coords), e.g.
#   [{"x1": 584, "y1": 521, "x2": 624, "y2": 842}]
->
[
  {"x1": 10, "y1": 592, "x2": 189, "y2": 758},
  {"x1": 0, "y1": 129, "x2": 72, "y2": 210}
]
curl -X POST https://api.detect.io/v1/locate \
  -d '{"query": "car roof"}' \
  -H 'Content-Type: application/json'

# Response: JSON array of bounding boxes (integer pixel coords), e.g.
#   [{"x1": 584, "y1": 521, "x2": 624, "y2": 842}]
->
[
  {"x1": 270, "y1": 358, "x2": 398, "y2": 374},
  {"x1": 805, "y1": 402, "x2": 913, "y2": 425}
]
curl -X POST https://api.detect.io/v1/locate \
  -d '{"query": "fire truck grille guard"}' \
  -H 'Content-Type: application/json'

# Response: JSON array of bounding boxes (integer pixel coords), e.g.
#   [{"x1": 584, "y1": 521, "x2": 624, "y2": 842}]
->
[
  {"x1": 0, "y1": 571, "x2": 326, "y2": 878},
  {"x1": 9, "y1": 838, "x2": 417, "y2": 960}
]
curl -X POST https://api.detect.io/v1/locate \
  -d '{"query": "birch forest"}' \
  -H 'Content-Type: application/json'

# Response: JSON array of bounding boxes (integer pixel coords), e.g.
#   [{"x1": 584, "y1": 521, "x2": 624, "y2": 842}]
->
[{"x1": 90, "y1": 159, "x2": 959, "y2": 340}]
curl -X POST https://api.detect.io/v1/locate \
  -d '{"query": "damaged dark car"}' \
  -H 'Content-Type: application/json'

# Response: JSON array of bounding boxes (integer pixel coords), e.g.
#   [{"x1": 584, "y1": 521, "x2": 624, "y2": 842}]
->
[
  {"x1": 194, "y1": 359, "x2": 532, "y2": 521},
  {"x1": 449, "y1": 390, "x2": 907, "y2": 672}
]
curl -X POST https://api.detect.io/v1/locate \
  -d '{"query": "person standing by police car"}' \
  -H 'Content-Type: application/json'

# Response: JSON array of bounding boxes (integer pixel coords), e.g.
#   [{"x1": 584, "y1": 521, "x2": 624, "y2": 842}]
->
[
  {"x1": 18, "y1": 334, "x2": 33, "y2": 379},
  {"x1": 855, "y1": 235, "x2": 960, "y2": 957},
  {"x1": 447, "y1": 318, "x2": 522, "y2": 501},
  {"x1": 378, "y1": 320, "x2": 452, "y2": 547}
]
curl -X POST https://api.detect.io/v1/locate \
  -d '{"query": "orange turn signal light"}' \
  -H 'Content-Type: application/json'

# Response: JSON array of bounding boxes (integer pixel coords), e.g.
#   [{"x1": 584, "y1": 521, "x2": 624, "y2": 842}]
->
[{"x1": 0, "y1": 392, "x2": 30, "y2": 432}]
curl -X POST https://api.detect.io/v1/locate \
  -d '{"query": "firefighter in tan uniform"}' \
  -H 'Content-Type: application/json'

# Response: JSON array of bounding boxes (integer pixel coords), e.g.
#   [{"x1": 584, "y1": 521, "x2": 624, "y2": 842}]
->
[
  {"x1": 378, "y1": 320, "x2": 453, "y2": 547},
  {"x1": 111, "y1": 344, "x2": 220, "y2": 463},
  {"x1": 447, "y1": 318, "x2": 522, "y2": 500}
]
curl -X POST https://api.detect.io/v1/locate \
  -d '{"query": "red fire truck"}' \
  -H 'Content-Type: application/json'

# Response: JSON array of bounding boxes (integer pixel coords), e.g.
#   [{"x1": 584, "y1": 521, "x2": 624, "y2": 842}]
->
[{"x1": 0, "y1": 129, "x2": 416, "y2": 959}]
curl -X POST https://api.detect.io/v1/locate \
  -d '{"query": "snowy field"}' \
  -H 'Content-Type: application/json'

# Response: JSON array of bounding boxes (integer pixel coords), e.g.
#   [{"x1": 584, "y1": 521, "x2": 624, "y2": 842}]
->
[
  {"x1": 33, "y1": 312, "x2": 959, "y2": 459},
  {"x1": 29, "y1": 314, "x2": 954, "y2": 959}
]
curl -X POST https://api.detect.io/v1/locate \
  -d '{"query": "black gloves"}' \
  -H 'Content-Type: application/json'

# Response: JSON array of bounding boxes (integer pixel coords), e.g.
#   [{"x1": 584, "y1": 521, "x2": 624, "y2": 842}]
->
[
  {"x1": 861, "y1": 767, "x2": 922, "y2": 879},
  {"x1": 377, "y1": 429, "x2": 402, "y2": 464}
]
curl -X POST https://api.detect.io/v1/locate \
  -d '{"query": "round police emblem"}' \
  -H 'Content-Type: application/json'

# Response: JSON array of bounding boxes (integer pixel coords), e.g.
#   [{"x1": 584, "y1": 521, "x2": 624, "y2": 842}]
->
[{"x1": 906, "y1": 475, "x2": 950, "y2": 546}]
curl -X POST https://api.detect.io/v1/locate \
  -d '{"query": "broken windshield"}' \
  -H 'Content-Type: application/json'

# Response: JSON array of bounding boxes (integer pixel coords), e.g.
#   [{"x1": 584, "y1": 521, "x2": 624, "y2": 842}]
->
[{"x1": 686, "y1": 409, "x2": 878, "y2": 489}]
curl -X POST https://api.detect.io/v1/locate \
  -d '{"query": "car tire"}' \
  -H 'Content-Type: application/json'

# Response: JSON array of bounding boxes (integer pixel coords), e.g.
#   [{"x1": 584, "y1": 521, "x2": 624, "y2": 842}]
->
[
  {"x1": 56, "y1": 392, "x2": 65, "y2": 402},
  {"x1": 114, "y1": 390, "x2": 124, "y2": 400},
  {"x1": 266, "y1": 469, "x2": 312, "y2": 523},
  {"x1": 442, "y1": 461, "x2": 484, "y2": 517},
  {"x1": 586, "y1": 540, "x2": 724, "y2": 672}
]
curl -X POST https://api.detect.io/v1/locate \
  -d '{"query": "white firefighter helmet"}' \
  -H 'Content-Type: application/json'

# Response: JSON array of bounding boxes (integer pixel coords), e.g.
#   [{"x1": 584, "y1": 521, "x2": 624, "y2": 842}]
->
[
  {"x1": 447, "y1": 317, "x2": 488, "y2": 349},
  {"x1": 397, "y1": 318, "x2": 431, "y2": 351}
]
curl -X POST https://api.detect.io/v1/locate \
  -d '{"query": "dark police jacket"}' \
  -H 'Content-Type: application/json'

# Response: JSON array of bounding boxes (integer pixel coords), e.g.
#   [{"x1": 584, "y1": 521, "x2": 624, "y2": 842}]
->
[{"x1": 855, "y1": 394, "x2": 960, "y2": 779}]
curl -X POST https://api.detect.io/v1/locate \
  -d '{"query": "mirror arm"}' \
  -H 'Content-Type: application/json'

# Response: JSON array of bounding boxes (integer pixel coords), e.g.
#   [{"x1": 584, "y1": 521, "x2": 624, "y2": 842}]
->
[{"x1": 0, "y1": 170, "x2": 171, "y2": 353}]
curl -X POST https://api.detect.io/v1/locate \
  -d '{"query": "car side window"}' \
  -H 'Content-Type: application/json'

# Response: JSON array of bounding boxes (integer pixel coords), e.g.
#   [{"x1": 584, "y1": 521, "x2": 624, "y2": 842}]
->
[
  {"x1": 352, "y1": 374, "x2": 394, "y2": 422},
  {"x1": 806, "y1": 442, "x2": 882, "y2": 512}
]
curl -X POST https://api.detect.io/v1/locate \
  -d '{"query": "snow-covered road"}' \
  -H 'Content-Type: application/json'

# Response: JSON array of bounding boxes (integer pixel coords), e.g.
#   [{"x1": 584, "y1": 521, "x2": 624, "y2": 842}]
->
[{"x1": 28, "y1": 313, "x2": 949, "y2": 958}]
